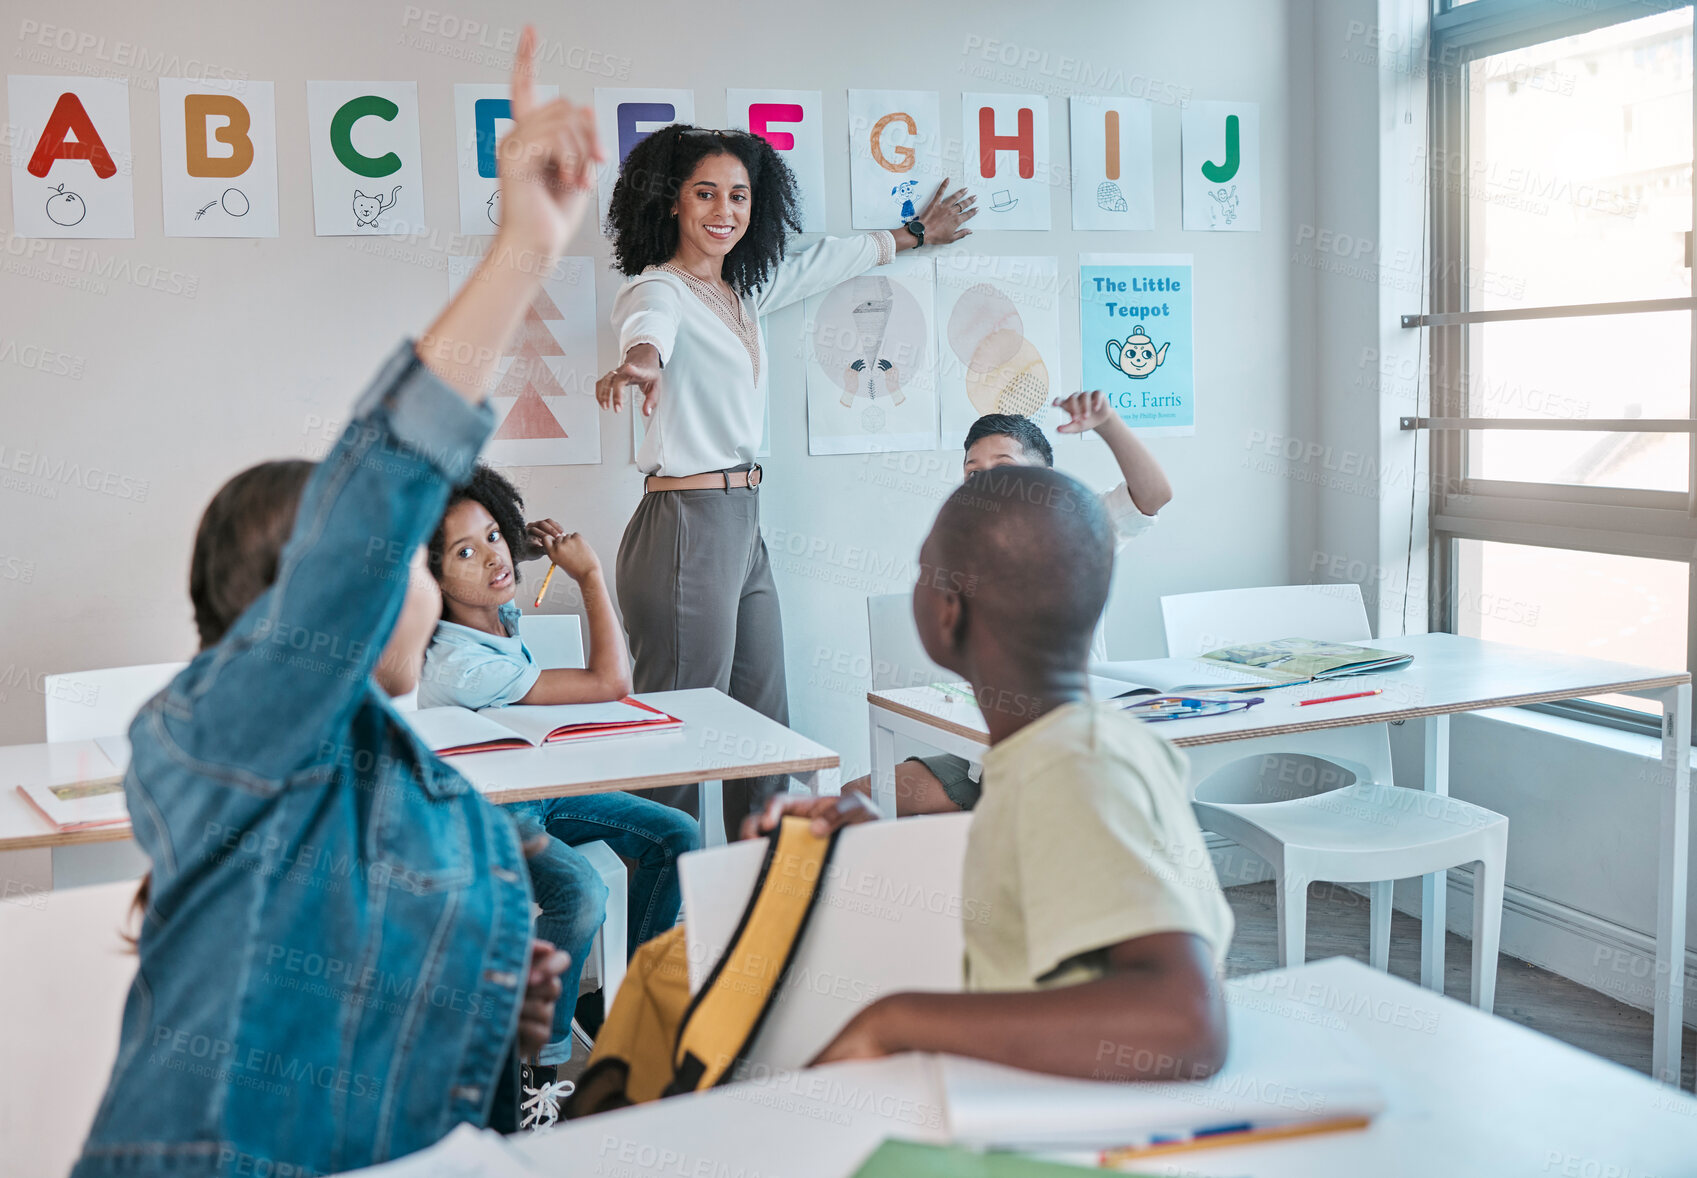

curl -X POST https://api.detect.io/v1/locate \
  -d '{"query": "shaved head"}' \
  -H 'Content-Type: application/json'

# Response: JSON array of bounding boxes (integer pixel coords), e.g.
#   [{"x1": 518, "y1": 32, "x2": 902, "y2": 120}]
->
[{"x1": 917, "y1": 466, "x2": 1114, "y2": 670}]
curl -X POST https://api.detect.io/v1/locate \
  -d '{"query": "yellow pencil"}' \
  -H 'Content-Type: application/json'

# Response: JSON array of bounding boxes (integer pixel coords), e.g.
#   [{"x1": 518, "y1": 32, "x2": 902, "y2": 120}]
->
[{"x1": 533, "y1": 564, "x2": 556, "y2": 608}]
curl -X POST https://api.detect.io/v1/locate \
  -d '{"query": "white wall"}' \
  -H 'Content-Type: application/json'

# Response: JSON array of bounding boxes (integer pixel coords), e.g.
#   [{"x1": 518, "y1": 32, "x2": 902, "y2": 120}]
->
[{"x1": 0, "y1": 0, "x2": 1305, "y2": 782}]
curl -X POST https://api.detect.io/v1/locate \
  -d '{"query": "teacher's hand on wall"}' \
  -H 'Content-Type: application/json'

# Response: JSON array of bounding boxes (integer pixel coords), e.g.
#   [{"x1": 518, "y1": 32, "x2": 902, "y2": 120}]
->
[
  {"x1": 898, "y1": 178, "x2": 978, "y2": 250},
  {"x1": 496, "y1": 26, "x2": 603, "y2": 268},
  {"x1": 595, "y1": 343, "x2": 663, "y2": 417}
]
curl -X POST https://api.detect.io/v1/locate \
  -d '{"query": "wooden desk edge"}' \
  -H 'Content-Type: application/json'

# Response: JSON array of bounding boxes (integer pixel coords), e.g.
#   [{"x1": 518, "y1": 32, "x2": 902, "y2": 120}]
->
[
  {"x1": 0, "y1": 754, "x2": 842, "y2": 852},
  {"x1": 867, "y1": 674, "x2": 1693, "y2": 749}
]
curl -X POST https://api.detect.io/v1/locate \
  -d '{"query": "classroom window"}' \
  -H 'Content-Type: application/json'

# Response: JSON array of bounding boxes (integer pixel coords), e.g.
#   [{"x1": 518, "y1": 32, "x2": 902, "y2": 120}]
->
[{"x1": 1427, "y1": 1, "x2": 1696, "y2": 734}]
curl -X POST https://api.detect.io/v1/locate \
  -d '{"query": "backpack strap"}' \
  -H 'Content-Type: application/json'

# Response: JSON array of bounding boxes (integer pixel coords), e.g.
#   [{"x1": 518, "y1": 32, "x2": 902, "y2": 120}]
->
[{"x1": 665, "y1": 814, "x2": 840, "y2": 1094}]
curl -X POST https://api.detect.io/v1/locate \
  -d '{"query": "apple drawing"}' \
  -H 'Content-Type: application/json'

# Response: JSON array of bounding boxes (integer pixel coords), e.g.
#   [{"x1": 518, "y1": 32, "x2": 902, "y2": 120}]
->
[{"x1": 45, "y1": 184, "x2": 86, "y2": 227}]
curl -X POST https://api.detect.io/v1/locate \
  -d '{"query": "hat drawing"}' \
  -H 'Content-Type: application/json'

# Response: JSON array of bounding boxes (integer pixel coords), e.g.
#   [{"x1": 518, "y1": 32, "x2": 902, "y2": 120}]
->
[{"x1": 989, "y1": 189, "x2": 1020, "y2": 212}]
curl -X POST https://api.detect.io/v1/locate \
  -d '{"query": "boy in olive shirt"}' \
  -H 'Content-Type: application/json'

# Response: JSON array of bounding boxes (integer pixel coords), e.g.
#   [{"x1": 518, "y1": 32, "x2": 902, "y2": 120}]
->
[{"x1": 810, "y1": 465, "x2": 1233, "y2": 1081}]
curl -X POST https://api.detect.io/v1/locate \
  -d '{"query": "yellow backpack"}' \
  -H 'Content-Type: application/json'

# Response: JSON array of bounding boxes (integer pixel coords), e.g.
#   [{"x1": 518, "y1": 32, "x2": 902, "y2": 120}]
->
[{"x1": 565, "y1": 815, "x2": 838, "y2": 1116}]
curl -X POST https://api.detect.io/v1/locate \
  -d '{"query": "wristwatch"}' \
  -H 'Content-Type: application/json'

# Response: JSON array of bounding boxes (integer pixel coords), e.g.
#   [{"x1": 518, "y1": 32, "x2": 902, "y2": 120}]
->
[{"x1": 902, "y1": 218, "x2": 926, "y2": 247}]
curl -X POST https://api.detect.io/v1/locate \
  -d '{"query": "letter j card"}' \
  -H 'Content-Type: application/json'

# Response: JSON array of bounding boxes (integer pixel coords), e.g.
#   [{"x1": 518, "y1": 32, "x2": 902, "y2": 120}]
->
[{"x1": 1079, "y1": 253, "x2": 1194, "y2": 436}]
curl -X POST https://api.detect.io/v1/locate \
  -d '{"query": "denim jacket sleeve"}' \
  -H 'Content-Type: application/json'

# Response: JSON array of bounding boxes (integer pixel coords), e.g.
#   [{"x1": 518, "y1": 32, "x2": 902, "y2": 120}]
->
[{"x1": 162, "y1": 343, "x2": 493, "y2": 786}]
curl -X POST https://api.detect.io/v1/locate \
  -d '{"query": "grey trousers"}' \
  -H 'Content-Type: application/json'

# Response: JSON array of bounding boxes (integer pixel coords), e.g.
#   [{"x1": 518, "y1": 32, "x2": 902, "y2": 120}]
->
[{"x1": 615, "y1": 475, "x2": 789, "y2": 831}]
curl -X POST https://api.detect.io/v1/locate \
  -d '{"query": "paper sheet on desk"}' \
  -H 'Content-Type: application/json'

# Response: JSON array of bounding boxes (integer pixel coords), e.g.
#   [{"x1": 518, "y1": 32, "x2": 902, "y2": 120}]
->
[
  {"x1": 333, "y1": 1123, "x2": 537, "y2": 1176},
  {"x1": 938, "y1": 996, "x2": 1386, "y2": 1151},
  {"x1": 94, "y1": 735, "x2": 130, "y2": 774}
]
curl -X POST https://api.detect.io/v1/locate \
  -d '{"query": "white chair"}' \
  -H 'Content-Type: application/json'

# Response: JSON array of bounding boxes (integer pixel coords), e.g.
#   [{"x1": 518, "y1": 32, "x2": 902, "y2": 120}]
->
[
  {"x1": 521, "y1": 612, "x2": 628, "y2": 1019},
  {"x1": 1162, "y1": 585, "x2": 1509, "y2": 1012},
  {"x1": 866, "y1": 593, "x2": 947, "y2": 691},
  {"x1": 31, "y1": 663, "x2": 185, "y2": 889},
  {"x1": 43, "y1": 662, "x2": 186, "y2": 743}
]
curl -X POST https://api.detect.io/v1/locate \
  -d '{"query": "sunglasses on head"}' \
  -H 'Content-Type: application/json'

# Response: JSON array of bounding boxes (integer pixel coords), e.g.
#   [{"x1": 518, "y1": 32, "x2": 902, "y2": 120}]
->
[{"x1": 680, "y1": 127, "x2": 757, "y2": 142}]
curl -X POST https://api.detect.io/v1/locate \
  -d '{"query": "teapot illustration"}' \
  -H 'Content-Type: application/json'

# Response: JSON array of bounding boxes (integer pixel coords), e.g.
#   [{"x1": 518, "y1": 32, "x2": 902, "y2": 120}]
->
[{"x1": 1105, "y1": 325, "x2": 1169, "y2": 379}]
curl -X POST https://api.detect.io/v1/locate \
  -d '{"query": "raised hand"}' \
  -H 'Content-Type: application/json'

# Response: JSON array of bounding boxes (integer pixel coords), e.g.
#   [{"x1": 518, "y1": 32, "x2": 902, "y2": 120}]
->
[
  {"x1": 496, "y1": 26, "x2": 604, "y2": 266},
  {"x1": 1053, "y1": 390, "x2": 1116, "y2": 434}
]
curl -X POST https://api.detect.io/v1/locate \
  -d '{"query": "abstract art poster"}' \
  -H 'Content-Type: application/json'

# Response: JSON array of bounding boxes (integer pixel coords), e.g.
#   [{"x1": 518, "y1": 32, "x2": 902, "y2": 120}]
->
[
  {"x1": 447, "y1": 255, "x2": 601, "y2": 466},
  {"x1": 159, "y1": 78, "x2": 280, "y2": 238},
  {"x1": 846, "y1": 90, "x2": 943, "y2": 231},
  {"x1": 804, "y1": 255, "x2": 937, "y2": 456},
  {"x1": 1068, "y1": 96, "x2": 1154, "y2": 232},
  {"x1": 306, "y1": 81, "x2": 426, "y2": 236},
  {"x1": 1181, "y1": 101, "x2": 1260, "y2": 231},
  {"x1": 1079, "y1": 253, "x2": 1194, "y2": 436},
  {"x1": 935, "y1": 255, "x2": 1063, "y2": 447},
  {"x1": 8, "y1": 75, "x2": 135, "y2": 238},
  {"x1": 455, "y1": 81, "x2": 558, "y2": 236}
]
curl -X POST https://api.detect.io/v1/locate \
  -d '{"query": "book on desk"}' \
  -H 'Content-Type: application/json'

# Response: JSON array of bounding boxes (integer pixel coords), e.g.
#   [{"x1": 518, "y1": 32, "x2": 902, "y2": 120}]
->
[
  {"x1": 1094, "y1": 638, "x2": 1413, "y2": 698},
  {"x1": 401, "y1": 697, "x2": 683, "y2": 756}
]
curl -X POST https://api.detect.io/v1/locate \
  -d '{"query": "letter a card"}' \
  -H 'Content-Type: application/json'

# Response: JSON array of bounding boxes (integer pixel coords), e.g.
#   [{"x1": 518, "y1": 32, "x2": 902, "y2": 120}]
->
[{"x1": 9, "y1": 76, "x2": 135, "y2": 238}]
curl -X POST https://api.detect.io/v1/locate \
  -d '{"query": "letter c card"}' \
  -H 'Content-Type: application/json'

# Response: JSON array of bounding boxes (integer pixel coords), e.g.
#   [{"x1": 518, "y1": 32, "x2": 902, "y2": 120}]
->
[
  {"x1": 159, "y1": 79, "x2": 279, "y2": 237},
  {"x1": 8, "y1": 75, "x2": 135, "y2": 238},
  {"x1": 306, "y1": 81, "x2": 426, "y2": 236}
]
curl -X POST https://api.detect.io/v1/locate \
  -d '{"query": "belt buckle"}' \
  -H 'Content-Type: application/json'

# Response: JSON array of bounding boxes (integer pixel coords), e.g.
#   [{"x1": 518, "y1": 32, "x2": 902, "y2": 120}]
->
[{"x1": 746, "y1": 463, "x2": 762, "y2": 492}]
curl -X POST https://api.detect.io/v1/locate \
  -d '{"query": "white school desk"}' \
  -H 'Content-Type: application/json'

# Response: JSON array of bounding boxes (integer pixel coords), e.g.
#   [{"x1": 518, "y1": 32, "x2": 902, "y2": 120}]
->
[
  {"x1": 866, "y1": 632, "x2": 1692, "y2": 1087},
  {"x1": 0, "y1": 687, "x2": 839, "y2": 880},
  {"x1": 507, "y1": 956, "x2": 1697, "y2": 1178}
]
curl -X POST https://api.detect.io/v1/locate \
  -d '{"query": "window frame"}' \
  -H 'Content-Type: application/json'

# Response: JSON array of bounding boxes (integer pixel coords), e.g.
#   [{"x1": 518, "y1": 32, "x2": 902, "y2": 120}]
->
[{"x1": 1425, "y1": 0, "x2": 1697, "y2": 736}]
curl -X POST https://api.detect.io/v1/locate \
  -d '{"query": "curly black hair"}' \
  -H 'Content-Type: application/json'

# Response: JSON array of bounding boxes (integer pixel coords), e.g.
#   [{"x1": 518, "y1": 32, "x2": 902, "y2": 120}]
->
[
  {"x1": 605, "y1": 125, "x2": 802, "y2": 297},
  {"x1": 428, "y1": 463, "x2": 535, "y2": 585},
  {"x1": 963, "y1": 414, "x2": 1055, "y2": 466}
]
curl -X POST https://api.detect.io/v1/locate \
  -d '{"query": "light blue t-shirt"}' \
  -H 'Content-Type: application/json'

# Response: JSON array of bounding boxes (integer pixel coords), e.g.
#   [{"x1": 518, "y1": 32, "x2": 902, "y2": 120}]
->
[{"x1": 418, "y1": 601, "x2": 543, "y2": 709}]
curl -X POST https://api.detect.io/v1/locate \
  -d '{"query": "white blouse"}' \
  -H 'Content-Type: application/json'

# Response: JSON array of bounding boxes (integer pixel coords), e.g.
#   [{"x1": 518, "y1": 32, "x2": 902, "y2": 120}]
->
[{"x1": 612, "y1": 231, "x2": 897, "y2": 477}]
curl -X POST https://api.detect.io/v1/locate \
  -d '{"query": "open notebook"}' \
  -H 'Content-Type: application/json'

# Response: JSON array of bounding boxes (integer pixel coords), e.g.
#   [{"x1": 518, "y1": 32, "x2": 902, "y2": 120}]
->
[
  {"x1": 401, "y1": 697, "x2": 682, "y2": 756},
  {"x1": 18, "y1": 775, "x2": 128, "y2": 832}
]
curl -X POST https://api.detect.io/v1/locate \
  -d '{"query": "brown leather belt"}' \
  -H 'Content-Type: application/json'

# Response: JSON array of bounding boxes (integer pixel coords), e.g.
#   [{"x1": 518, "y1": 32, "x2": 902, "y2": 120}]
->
[{"x1": 644, "y1": 464, "x2": 763, "y2": 494}]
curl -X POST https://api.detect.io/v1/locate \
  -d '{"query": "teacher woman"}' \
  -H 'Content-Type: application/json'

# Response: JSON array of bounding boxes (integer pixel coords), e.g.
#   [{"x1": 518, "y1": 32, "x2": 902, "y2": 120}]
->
[{"x1": 596, "y1": 125, "x2": 974, "y2": 830}]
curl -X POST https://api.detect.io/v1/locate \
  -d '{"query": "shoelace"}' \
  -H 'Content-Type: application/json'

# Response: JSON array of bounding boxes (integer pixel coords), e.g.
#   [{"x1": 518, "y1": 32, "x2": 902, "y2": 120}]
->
[{"x1": 520, "y1": 1077, "x2": 576, "y2": 1132}]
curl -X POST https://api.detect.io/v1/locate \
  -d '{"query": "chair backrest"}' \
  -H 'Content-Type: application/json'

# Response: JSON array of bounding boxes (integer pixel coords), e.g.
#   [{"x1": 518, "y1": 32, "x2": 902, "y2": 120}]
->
[
  {"x1": 43, "y1": 662, "x2": 188, "y2": 743},
  {"x1": 1160, "y1": 584, "x2": 1372, "y2": 658},
  {"x1": 866, "y1": 592, "x2": 947, "y2": 691},
  {"x1": 0, "y1": 878, "x2": 138, "y2": 1178},
  {"x1": 680, "y1": 812, "x2": 972, "y2": 1069},
  {"x1": 520, "y1": 613, "x2": 586, "y2": 671}
]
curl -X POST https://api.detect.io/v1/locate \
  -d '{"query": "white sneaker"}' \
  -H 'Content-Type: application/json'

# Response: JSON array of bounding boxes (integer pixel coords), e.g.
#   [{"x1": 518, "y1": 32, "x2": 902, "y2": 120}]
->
[{"x1": 520, "y1": 1071, "x2": 576, "y2": 1132}]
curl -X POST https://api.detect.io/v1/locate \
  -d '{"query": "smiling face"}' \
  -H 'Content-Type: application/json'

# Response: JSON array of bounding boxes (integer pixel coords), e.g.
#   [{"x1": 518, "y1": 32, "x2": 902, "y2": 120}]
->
[
  {"x1": 672, "y1": 151, "x2": 750, "y2": 260},
  {"x1": 437, "y1": 499, "x2": 516, "y2": 618},
  {"x1": 1120, "y1": 338, "x2": 1161, "y2": 376}
]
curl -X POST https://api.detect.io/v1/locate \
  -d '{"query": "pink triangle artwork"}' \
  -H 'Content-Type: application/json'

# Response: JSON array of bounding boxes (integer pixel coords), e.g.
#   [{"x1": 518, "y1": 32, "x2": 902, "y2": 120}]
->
[{"x1": 446, "y1": 255, "x2": 601, "y2": 465}]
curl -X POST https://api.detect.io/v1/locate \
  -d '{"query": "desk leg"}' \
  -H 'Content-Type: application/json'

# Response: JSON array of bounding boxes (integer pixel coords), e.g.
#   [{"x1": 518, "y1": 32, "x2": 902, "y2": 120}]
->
[
  {"x1": 869, "y1": 705, "x2": 899, "y2": 821},
  {"x1": 700, "y1": 780, "x2": 725, "y2": 848},
  {"x1": 1653, "y1": 682, "x2": 1690, "y2": 1086},
  {"x1": 1421, "y1": 714, "x2": 1451, "y2": 993}
]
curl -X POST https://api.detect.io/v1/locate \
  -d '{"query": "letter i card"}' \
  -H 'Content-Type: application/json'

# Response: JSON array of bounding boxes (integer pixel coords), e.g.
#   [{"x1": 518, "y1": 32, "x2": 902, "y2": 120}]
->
[
  {"x1": 9, "y1": 76, "x2": 135, "y2": 238},
  {"x1": 1079, "y1": 253, "x2": 1194, "y2": 436}
]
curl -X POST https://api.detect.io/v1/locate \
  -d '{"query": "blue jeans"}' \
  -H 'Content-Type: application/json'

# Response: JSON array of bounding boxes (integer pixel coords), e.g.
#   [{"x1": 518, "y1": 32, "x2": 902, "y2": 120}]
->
[{"x1": 506, "y1": 791, "x2": 699, "y2": 1064}]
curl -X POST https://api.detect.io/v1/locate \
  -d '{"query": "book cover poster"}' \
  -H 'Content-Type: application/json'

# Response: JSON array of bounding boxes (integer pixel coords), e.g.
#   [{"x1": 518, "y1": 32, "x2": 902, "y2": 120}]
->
[
  {"x1": 1181, "y1": 100, "x2": 1260, "y2": 232},
  {"x1": 8, "y1": 75, "x2": 135, "y2": 238},
  {"x1": 1079, "y1": 253, "x2": 1194, "y2": 436},
  {"x1": 448, "y1": 255, "x2": 601, "y2": 465},
  {"x1": 1068, "y1": 96, "x2": 1154, "y2": 232},
  {"x1": 936, "y1": 255, "x2": 1063, "y2": 446},
  {"x1": 804, "y1": 254, "x2": 937, "y2": 455}
]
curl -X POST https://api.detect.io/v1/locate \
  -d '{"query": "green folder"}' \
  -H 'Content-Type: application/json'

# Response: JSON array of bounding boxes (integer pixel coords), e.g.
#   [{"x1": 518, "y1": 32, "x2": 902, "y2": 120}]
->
[{"x1": 851, "y1": 1140, "x2": 1153, "y2": 1177}]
